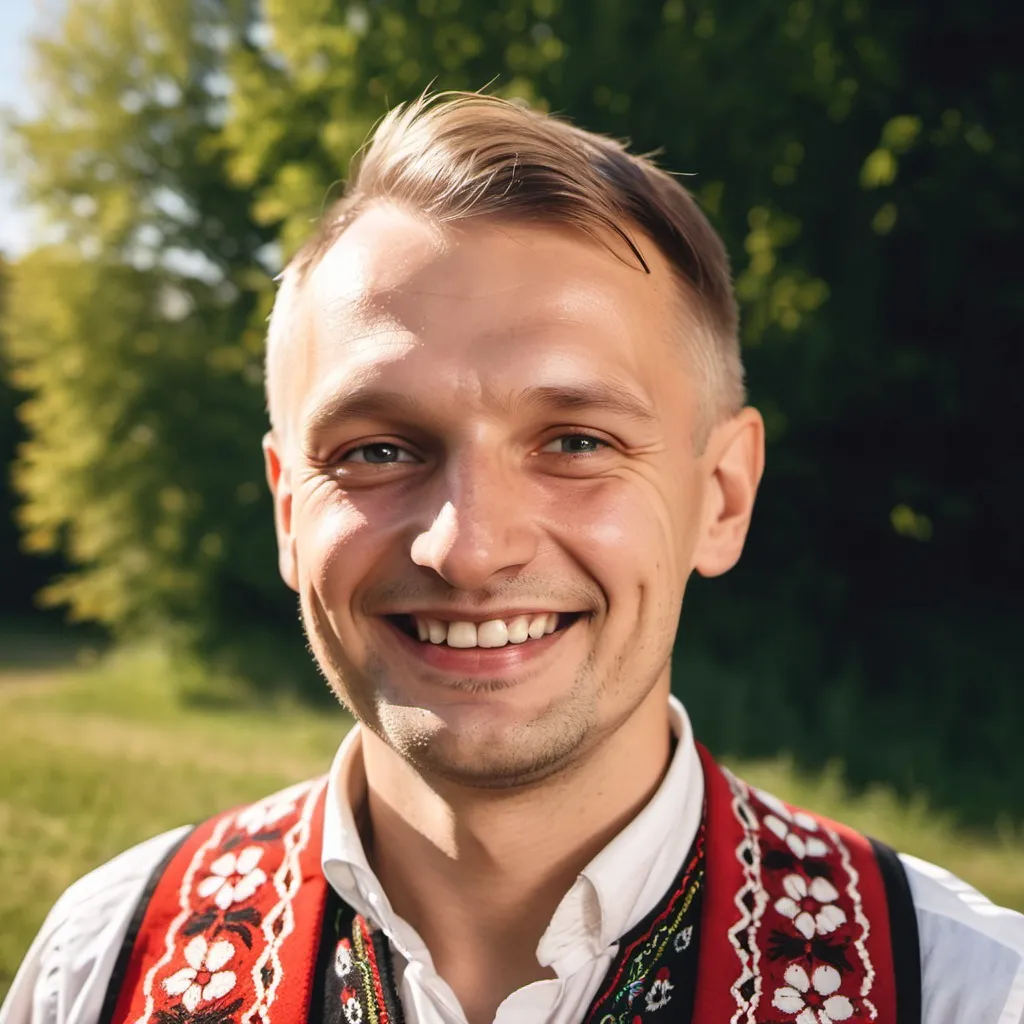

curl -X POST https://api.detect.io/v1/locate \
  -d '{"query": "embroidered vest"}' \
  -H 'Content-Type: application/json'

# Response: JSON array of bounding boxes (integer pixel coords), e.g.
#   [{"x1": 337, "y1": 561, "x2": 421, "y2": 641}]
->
[{"x1": 98, "y1": 746, "x2": 920, "y2": 1024}]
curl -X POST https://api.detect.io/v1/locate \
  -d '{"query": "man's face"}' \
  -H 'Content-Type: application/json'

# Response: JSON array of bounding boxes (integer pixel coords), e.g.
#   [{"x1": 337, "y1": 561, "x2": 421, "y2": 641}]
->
[{"x1": 265, "y1": 203, "x2": 761, "y2": 787}]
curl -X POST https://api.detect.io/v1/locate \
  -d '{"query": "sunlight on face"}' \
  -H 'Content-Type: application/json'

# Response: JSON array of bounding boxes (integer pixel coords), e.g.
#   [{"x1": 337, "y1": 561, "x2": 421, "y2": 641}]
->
[{"x1": 270, "y1": 203, "x2": 716, "y2": 787}]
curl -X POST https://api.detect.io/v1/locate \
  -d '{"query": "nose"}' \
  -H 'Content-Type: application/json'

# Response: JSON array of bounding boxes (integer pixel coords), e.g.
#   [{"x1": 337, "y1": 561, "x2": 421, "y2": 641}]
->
[{"x1": 410, "y1": 454, "x2": 539, "y2": 591}]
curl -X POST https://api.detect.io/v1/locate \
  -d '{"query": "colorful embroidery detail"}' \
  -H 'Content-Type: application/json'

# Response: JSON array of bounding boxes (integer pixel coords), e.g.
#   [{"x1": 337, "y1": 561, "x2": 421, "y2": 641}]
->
[
  {"x1": 584, "y1": 821, "x2": 705, "y2": 1024},
  {"x1": 317, "y1": 894, "x2": 404, "y2": 1024}
]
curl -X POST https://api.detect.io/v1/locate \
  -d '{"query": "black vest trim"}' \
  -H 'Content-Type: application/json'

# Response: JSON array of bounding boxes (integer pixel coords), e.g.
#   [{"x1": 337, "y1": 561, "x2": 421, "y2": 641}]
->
[
  {"x1": 870, "y1": 837, "x2": 922, "y2": 1024},
  {"x1": 583, "y1": 820, "x2": 705, "y2": 1024},
  {"x1": 309, "y1": 887, "x2": 407, "y2": 1024},
  {"x1": 96, "y1": 828, "x2": 195, "y2": 1024},
  {"x1": 307, "y1": 889, "x2": 338, "y2": 1024}
]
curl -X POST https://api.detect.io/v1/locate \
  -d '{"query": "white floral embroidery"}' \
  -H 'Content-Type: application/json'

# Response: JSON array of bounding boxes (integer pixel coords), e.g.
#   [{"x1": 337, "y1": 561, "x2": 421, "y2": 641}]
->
[
  {"x1": 772, "y1": 963, "x2": 854, "y2": 1023},
  {"x1": 162, "y1": 935, "x2": 236, "y2": 1012},
  {"x1": 645, "y1": 975, "x2": 674, "y2": 1011},
  {"x1": 334, "y1": 940, "x2": 354, "y2": 978},
  {"x1": 674, "y1": 925, "x2": 694, "y2": 952},
  {"x1": 758, "y1": 792, "x2": 829, "y2": 859},
  {"x1": 342, "y1": 993, "x2": 364, "y2": 1023},
  {"x1": 775, "y1": 873, "x2": 848, "y2": 938},
  {"x1": 197, "y1": 845, "x2": 267, "y2": 909},
  {"x1": 236, "y1": 793, "x2": 298, "y2": 834}
]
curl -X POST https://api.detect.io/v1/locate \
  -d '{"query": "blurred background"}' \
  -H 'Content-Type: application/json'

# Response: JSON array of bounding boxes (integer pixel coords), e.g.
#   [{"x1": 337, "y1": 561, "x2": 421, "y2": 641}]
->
[{"x1": 0, "y1": 0, "x2": 1022, "y2": 997}]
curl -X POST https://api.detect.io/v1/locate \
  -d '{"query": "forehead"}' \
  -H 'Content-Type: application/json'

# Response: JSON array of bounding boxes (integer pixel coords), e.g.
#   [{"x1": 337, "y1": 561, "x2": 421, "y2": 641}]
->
[{"x1": 290, "y1": 203, "x2": 689, "y2": 430}]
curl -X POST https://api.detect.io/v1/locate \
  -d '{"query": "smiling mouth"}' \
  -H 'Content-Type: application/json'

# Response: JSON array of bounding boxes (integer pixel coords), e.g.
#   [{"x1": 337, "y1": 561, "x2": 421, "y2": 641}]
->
[{"x1": 385, "y1": 612, "x2": 583, "y2": 650}]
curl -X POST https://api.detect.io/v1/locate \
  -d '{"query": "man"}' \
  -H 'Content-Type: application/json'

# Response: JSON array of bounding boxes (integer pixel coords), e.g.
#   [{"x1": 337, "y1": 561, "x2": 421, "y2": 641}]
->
[{"x1": 3, "y1": 92, "x2": 1023, "y2": 1024}]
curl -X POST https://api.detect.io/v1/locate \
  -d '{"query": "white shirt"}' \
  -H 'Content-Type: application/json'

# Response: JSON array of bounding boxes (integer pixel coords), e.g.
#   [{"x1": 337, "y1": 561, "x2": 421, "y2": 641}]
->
[{"x1": 3, "y1": 698, "x2": 1024, "y2": 1024}]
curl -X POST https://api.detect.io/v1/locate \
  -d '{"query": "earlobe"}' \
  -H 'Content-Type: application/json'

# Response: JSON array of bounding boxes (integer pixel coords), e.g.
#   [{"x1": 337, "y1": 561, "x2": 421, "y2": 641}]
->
[
  {"x1": 262, "y1": 431, "x2": 300, "y2": 593},
  {"x1": 693, "y1": 408, "x2": 765, "y2": 578}
]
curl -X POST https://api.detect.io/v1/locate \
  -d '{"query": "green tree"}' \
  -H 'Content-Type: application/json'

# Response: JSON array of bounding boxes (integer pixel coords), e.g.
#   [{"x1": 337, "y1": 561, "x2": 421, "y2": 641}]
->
[
  {"x1": 4, "y1": 0, "x2": 301, "y2": 683},
  {"x1": 0, "y1": 256, "x2": 40, "y2": 617}
]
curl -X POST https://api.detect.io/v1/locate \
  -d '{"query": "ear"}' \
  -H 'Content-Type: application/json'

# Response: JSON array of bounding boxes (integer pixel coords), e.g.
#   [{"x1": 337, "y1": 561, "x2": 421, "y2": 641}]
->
[
  {"x1": 693, "y1": 407, "x2": 765, "y2": 578},
  {"x1": 263, "y1": 430, "x2": 299, "y2": 592}
]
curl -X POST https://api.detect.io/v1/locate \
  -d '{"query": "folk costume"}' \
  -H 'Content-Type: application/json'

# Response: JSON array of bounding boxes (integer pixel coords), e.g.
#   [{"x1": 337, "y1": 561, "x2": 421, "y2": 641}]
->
[{"x1": 4, "y1": 699, "x2": 1024, "y2": 1024}]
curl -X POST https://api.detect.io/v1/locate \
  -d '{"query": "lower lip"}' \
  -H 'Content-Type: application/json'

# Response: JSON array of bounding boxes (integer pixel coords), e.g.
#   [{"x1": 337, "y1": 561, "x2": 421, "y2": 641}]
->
[{"x1": 380, "y1": 617, "x2": 577, "y2": 677}]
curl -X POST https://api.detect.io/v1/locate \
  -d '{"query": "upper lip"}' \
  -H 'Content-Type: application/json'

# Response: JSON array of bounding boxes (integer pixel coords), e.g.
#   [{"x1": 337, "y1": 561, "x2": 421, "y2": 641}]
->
[{"x1": 380, "y1": 609, "x2": 578, "y2": 623}]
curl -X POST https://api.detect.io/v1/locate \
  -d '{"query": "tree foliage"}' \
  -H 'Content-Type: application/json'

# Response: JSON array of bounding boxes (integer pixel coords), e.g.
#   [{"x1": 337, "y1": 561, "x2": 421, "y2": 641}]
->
[
  {"x1": 4, "y1": 0, "x2": 299, "y2": 674},
  {"x1": 3, "y1": 0, "x2": 1022, "y2": 819}
]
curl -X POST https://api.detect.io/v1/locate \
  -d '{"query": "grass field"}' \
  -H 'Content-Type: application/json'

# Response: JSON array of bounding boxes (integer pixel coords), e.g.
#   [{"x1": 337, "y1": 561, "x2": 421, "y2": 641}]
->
[{"x1": 2, "y1": 646, "x2": 1024, "y2": 1004}]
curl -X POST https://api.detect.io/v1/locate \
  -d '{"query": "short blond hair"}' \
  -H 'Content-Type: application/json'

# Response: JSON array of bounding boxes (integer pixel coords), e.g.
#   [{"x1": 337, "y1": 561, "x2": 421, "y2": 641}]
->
[{"x1": 267, "y1": 92, "x2": 744, "y2": 444}]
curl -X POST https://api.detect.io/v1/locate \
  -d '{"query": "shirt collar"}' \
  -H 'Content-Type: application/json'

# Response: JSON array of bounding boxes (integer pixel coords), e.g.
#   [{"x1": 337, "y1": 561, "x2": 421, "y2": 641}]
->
[
  {"x1": 321, "y1": 695, "x2": 704, "y2": 977},
  {"x1": 535, "y1": 695, "x2": 703, "y2": 974},
  {"x1": 322, "y1": 726, "x2": 432, "y2": 964}
]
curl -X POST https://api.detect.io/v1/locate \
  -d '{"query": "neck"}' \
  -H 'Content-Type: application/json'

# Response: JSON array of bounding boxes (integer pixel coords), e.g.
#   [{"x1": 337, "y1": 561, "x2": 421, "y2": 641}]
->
[{"x1": 357, "y1": 680, "x2": 673, "y2": 1024}]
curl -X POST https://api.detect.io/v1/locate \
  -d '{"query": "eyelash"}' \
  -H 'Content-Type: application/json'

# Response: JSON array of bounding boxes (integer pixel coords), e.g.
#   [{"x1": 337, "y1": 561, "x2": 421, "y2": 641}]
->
[
  {"x1": 339, "y1": 442, "x2": 419, "y2": 465},
  {"x1": 337, "y1": 432, "x2": 611, "y2": 465},
  {"x1": 538, "y1": 433, "x2": 611, "y2": 456}
]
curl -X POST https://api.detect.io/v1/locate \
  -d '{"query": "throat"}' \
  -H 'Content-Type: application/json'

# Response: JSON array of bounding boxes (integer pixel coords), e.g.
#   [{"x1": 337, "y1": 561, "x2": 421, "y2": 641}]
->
[
  {"x1": 437, "y1": 950, "x2": 557, "y2": 1024},
  {"x1": 363, "y1": 783, "x2": 580, "y2": 1006},
  {"x1": 372, "y1": 839, "x2": 561, "y2": 1024}
]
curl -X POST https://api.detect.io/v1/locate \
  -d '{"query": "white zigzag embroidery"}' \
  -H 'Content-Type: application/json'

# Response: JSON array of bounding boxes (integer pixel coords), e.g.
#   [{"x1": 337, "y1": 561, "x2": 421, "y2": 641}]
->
[
  {"x1": 724, "y1": 770, "x2": 767, "y2": 1024},
  {"x1": 826, "y1": 823, "x2": 878, "y2": 1020},
  {"x1": 248, "y1": 777, "x2": 327, "y2": 1023}
]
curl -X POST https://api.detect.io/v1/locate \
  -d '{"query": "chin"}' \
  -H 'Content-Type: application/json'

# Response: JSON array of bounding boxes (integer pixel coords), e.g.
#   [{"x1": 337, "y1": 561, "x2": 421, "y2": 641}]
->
[
  {"x1": 377, "y1": 693, "x2": 595, "y2": 790},
  {"x1": 404, "y1": 738, "x2": 586, "y2": 790}
]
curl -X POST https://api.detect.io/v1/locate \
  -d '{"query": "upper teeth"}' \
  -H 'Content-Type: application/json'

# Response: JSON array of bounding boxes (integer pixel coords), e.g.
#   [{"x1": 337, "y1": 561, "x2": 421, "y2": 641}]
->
[{"x1": 413, "y1": 613, "x2": 558, "y2": 648}]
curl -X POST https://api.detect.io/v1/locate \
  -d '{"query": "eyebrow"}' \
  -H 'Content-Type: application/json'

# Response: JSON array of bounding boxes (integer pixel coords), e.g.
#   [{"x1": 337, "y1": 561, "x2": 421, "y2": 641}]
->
[
  {"x1": 302, "y1": 377, "x2": 657, "y2": 444},
  {"x1": 302, "y1": 385, "x2": 426, "y2": 443},
  {"x1": 508, "y1": 382, "x2": 657, "y2": 424}
]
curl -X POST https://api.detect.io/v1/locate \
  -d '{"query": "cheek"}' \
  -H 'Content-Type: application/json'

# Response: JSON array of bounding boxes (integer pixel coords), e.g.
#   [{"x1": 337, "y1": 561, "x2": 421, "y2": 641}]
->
[
  {"x1": 552, "y1": 476, "x2": 698, "y2": 600},
  {"x1": 295, "y1": 484, "x2": 374, "y2": 614}
]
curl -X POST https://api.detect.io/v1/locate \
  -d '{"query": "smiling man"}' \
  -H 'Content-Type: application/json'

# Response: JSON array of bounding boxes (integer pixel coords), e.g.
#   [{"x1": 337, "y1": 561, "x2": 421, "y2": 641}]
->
[{"x1": 4, "y1": 93, "x2": 1024, "y2": 1024}]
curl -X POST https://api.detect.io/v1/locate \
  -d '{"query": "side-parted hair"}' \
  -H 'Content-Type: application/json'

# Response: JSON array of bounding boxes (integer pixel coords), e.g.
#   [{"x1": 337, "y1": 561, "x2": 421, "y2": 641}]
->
[{"x1": 266, "y1": 91, "x2": 745, "y2": 446}]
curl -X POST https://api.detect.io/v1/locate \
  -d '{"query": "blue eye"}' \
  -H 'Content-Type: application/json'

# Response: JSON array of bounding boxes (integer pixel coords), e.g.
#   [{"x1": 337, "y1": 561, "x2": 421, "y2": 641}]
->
[
  {"x1": 342, "y1": 443, "x2": 416, "y2": 464},
  {"x1": 540, "y1": 435, "x2": 608, "y2": 455}
]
